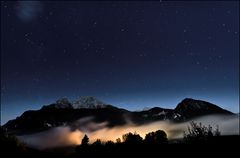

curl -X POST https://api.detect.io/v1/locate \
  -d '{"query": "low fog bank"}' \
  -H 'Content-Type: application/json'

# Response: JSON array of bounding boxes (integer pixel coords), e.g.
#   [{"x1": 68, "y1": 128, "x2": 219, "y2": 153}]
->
[{"x1": 18, "y1": 114, "x2": 239, "y2": 150}]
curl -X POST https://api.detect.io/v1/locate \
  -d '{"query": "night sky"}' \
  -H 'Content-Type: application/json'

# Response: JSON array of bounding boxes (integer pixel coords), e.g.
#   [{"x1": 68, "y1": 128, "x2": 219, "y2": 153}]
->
[{"x1": 1, "y1": 1, "x2": 239, "y2": 124}]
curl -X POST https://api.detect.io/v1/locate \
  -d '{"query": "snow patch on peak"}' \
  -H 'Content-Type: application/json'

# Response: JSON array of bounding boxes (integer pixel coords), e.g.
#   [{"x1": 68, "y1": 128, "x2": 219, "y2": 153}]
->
[
  {"x1": 54, "y1": 98, "x2": 72, "y2": 109},
  {"x1": 157, "y1": 110, "x2": 167, "y2": 116},
  {"x1": 72, "y1": 96, "x2": 107, "y2": 109},
  {"x1": 173, "y1": 113, "x2": 181, "y2": 119}
]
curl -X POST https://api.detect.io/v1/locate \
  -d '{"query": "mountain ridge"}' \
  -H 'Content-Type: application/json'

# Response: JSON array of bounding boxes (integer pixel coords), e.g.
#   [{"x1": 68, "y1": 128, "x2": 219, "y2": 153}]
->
[{"x1": 3, "y1": 97, "x2": 234, "y2": 135}]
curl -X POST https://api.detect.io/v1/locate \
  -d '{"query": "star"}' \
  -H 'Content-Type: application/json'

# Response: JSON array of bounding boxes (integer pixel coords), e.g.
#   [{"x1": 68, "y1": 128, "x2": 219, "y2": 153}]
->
[{"x1": 2, "y1": 1, "x2": 238, "y2": 124}]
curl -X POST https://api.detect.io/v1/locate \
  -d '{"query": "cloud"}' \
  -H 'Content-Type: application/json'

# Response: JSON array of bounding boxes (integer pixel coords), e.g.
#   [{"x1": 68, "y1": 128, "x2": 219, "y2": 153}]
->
[
  {"x1": 18, "y1": 114, "x2": 239, "y2": 150},
  {"x1": 19, "y1": 126, "x2": 83, "y2": 149},
  {"x1": 15, "y1": 1, "x2": 43, "y2": 22}
]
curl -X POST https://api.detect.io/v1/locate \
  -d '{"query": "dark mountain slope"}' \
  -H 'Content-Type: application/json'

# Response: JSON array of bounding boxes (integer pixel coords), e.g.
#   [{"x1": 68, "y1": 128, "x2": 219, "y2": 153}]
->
[{"x1": 3, "y1": 97, "x2": 233, "y2": 135}]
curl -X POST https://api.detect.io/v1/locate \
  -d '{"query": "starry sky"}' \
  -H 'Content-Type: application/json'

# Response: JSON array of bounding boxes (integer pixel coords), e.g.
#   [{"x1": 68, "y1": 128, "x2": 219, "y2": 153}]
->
[{"x1": 1, "y1": 1, "x2": 239, "y2": 124}]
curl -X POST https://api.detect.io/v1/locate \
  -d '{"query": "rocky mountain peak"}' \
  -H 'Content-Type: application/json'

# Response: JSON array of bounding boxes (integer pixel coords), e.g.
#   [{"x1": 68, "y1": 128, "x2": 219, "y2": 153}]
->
[
  {"x1": 55, "y1": 98, "x2": 73, "y2": 109},
  {"x1": 72, "y1": 96, "x2": 107, "y2": 109},
  {"x1": 174, "y1": 98, "x2": 232, "y2": 119}
]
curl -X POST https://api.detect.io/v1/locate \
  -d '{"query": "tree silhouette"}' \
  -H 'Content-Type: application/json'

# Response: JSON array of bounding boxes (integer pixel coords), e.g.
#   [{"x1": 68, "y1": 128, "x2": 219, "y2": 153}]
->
[
  {"x1": 81, "y1": 134, "x2": 89, "y2": 146},
  {"x1": 1, "y1": 126, "x2": 27, "y2": 156},
  {"x1": 122, "y1": 132, "x2": 143, "y2": 144},
  {"x1": 155, "y1": 130, "x2": 168, "y2": 144},
  {"x1": 145, "y1": 131, "x2": 155, "y2": 144},
  {"x1": 214, "y1": 125, "x2": 221, "y2": 136},
  {"x1": 105, "y1": 140, "x2": 114, "y2": 147},
  {"x1": 183, "y1": 121, "x2": 221, "y2": 143},
  {"x1": 116, "y1": 138, "x2": 121, "y2": 144},
  {"x1": 145, "y1": 130, "x2": 168, "y2": 144},
  {"x1": 92, "y1": 139, "x2": 102, "y2": 147}
]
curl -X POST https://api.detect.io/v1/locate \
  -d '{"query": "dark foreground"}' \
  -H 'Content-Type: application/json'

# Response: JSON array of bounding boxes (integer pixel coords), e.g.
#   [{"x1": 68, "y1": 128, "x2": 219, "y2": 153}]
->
[{"x1": 2, "y1": 135, "x2": 239, "y2": 158}]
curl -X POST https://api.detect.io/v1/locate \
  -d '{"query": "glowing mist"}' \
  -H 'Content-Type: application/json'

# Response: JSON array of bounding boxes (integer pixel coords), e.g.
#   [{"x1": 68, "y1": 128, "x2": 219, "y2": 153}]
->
[{"x1": 18, "y1": 114, "x2": 239, "y2": 150}]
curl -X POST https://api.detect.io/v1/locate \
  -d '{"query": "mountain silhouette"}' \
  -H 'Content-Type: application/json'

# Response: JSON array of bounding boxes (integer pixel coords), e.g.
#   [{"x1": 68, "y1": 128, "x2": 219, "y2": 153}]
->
[
  {"x1": 174, "y1": 98, "x2": 232, "y2": 120},
  {"x1": 3, "y1": 97, "x2": 233, "y2": 135}
]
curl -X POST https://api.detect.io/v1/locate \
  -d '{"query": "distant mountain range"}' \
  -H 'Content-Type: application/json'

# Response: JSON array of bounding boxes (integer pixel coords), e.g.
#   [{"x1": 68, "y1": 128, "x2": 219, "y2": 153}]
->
[{"x1": 3, "y1": 97, "x2": 233, "y2": 135}]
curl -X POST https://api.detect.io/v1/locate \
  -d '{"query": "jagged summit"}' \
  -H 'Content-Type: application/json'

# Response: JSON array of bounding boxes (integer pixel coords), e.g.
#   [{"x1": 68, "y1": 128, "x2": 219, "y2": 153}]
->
[
  {"x1": 55, "y1": 98, "x2": 72, "y2": 109},
  {"x1": 42, "y1": 96, "x2": 109, "y2": 109},
  {"x1": 72, "y1": 96, "x2": 107, "y2": 109}
]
